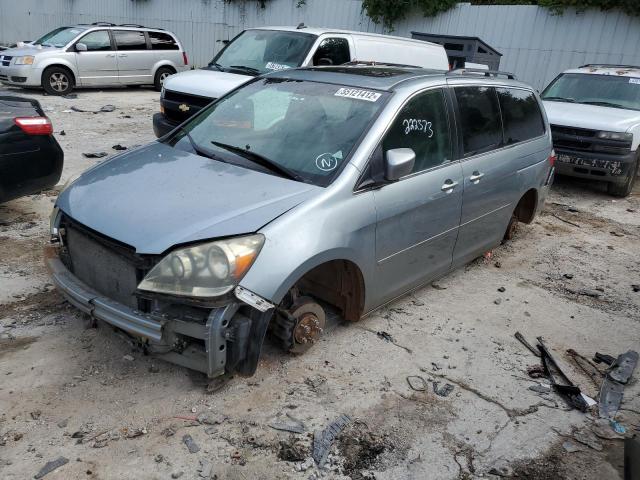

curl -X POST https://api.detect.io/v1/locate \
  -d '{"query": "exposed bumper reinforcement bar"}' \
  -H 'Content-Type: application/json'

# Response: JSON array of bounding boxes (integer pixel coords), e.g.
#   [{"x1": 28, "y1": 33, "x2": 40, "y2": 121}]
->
[{"x1": 45, "y1": 245, "x2": 240, "y2": 378}]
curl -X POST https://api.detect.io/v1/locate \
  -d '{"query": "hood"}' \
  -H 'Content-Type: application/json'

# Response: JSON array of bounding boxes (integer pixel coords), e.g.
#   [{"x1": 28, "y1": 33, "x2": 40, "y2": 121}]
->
[
  {"x1": 0, "y1": 45, "x2": 59, "y2": 57},
  {"x1": 56, "y1": 142, "x2": 321, "y2": 254},
  {"x1": 543, "y1": 100, "x2": 640, "y2": 133},
  {"x1": 162, "y1": 68, "x2": 252, "y2": 99}
]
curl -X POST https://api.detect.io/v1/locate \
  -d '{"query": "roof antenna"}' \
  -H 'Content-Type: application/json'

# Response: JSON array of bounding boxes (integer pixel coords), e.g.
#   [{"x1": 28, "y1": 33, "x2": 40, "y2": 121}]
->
[{"x1": 297, "y1": 23, "x2": 306, "y2": 29}]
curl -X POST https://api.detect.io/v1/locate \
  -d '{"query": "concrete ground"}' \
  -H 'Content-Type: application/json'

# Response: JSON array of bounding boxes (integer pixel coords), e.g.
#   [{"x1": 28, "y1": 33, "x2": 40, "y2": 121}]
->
[{"x1": 0, "y1": 84, "x2": 639, "y2": 480}]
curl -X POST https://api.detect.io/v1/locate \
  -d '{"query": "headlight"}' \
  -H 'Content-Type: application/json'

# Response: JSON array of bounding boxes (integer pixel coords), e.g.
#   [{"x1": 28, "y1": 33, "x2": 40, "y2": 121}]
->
[
  {"x1": 15, "y1": 56, "x2": 35, "y2": 65},
  {"x1": 597, "y1": 131, "x2": 633, "y2": 142},
  {"x1": 137, "y1": 234, "x2": 264, "y2": 298}
]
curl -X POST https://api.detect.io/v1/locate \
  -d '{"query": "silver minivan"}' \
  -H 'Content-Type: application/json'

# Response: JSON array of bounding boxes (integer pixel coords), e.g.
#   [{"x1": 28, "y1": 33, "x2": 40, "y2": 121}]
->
[
  {"x1": 0, "y1": 22, "x2": 189, "y2": 95},
  {"x1": 47, "y1": 66, "x2": 554, "y2": 378}
]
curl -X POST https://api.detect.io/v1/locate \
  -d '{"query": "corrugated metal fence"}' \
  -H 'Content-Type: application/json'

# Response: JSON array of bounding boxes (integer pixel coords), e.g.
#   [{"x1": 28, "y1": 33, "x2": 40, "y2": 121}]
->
[{"x1": 1, "y1": 0, "x2": 639, "y2": 89}]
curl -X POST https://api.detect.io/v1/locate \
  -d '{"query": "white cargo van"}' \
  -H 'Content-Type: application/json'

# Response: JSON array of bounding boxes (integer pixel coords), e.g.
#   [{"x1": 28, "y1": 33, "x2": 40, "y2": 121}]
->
[{"x1": 153, "y1": 25, "x2": 449, "y2": 137}]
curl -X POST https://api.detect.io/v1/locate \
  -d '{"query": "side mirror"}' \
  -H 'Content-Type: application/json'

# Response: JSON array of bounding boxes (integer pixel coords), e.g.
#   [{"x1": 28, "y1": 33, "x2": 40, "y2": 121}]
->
[
  {"x1": 75, "y1": 43, "x2": 87, "y2": 52},
  {"x1": 316, "y1": 57, "x2": 333, "y2": 66},
  {"x1": 384, "y1": 148, "x2": 415, "y2": 181}
]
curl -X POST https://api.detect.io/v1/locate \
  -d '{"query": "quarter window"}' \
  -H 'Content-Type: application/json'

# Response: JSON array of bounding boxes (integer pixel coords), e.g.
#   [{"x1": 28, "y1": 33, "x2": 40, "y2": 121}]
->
[
  {"x1": 78, "y1": 30, "x2": 111, "y2": 51},
  {"x1": 455, "y1": 86, "x2": 502, "y2": 156},
  {"x1": 148, "y1": 31, "x2": 179, "y2": 50},
  {"x1": 313, "y1": 38, "x2": 351, "y2": 66},
  {"x1": 382, "y1": 89, "x2": 451, "y2": 175},
  {"x1": 114, "y1": 30, "x2": 148, "y2": 51},
  {"x1": 496, "y1": 88, "x2": 545, "y2": 144}
]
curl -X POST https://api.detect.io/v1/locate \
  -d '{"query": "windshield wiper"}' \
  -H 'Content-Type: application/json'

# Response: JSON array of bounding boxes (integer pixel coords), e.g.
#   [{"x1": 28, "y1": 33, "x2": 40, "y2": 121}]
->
[
  {"x1": 177, "y1": 126, "x2": 224, "y2": 162},
  {"x1": 543, "y1": 96, "x2": 576, "y2": 103},
  {"x1": 211, "y1": 141, "x2": 301, "y2": 181},
  {"x1": 207, "y1": 62, "x2": 224, "y2": 71},
  {"x1": 581, "y1": 100, "x2": 625, "y2": 109},
  {"x1": 229, "y1": 65, "x2": 261, "y2": 76}
]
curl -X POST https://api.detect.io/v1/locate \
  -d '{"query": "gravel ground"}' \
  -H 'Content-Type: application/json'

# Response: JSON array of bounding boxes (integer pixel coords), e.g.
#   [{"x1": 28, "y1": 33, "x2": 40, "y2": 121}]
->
[{"x1": 0, "y1": 84, "x2": 639, "y2": 480}]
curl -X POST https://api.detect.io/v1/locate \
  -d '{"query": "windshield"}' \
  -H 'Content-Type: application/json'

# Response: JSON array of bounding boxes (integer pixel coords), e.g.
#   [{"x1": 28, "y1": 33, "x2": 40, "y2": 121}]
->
[
  {"x1": 542, "y1": 73, "x2": 640, "y2": 111},
  {"x1": 208, "y1": 30, "x2": 316, "y2": 76},
  {"x1": 165, "y1": 78, "x2": 388, "y2": 186},
  {"x1": 34, "y1": 27, "x2": 86, "y2": 47}
]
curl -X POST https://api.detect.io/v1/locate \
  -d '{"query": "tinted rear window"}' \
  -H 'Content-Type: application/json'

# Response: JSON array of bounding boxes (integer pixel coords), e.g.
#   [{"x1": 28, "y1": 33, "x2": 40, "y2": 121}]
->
[
  {"x1": 497, "y1": 88, "x2": 545, "y2": 144},
  {"x1": 114, "y1": 30, "x2": 147, "y2": 50},
  {"x1": 455, "y1": 86, "x2": 502, "y2": 156},
  {"x1": 149, "y1": 31, "x2": 179, "y2": 50}
]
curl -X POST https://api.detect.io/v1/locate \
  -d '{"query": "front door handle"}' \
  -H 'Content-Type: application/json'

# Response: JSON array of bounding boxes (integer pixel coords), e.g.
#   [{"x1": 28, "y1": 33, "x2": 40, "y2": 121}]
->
[
  {"x1": 106, "y1": 53, "x2": 116, "y2": 58},
  {"x1": 118, "y1": 53, "x2": 128, "y2": 57},
  {"x1": 441, "y1": 180, "x2": 459, "y2": 192},
  {"x1": 469, "y1": 171, "x2": 485, "y2": 184}
]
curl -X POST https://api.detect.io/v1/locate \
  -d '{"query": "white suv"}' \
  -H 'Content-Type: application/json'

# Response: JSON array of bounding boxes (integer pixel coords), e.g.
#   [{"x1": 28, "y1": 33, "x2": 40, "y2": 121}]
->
[
  {"x1": 0, "y1": 22, "x2": 189, "y2": 95},
  {"x1": 542, "y1": 64, "x2": 640, "y2": 197}
]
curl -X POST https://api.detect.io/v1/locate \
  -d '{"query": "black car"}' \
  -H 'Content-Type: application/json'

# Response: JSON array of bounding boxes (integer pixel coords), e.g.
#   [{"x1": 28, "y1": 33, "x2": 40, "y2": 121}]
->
[{"x1": 0, "y1": 96, "x2": 63, "y2": 203}]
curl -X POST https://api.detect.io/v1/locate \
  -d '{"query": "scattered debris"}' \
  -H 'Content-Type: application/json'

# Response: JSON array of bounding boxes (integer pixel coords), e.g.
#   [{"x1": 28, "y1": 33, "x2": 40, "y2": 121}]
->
[
  {"x1": 56, "y1": 418, "x2": 68, "y2": 428},
  {"x1": 609, "y1": 230, "x2": 624, "y2": 237},
  {"x1": 610, "y1": 420, "x2": 626, "y2": 434},
  {"x1": 182, "y1": 434, "x2": 200, "y2": 454},
  {"x1": 593, "y1": 352, "x2": 616, "y2": 365},
  {"x1": 488, "y1": 460, "x2": 514, "y2": 477},
  {"x1": 497, "y1": 286, "x2": 506, "y2": 293},
  {"x1": 406, "y1": 375, "x2": 428, "y2": 392},
  {"x1": 373, "y1": 330, "x2": 412, "y2": 353},
  {"x1": 515, "y1": 331, "x2": 541, "y2": 357},
  {"x1": 598, "y1": 350, "x2": 638, "y2": 419},
  {"x1": 62, "y1": 93, "x2": 78, "y2": 99},
  {"x1": 562, "y1": 440, "x2": 585, "y2": 453},
  {"x1": 528, "y1": 384, "x2": 551, "y2": 394},
  {"x1": 432, "y1": 381, "x2": 454, "y2": 397},
  {"x1": 122, "y1": 354, "x2": 134, "y2": 362},
  {"x1": 632, "y1": 284, "x2": 640, "y2": 292},
  {"x1": 552, "y1": 213, "x2": 581, "y2": 228},
  {"x1": 124, "y1": 427, "x2": 146, "y2": 439},
  {"x1": 112, "y1": 144, "x2": 128, "y2": 151},
  {"x1": 59, "y1": 130, "x2": 66, "y2": 136},
  {"x1": 526, "y1": 365, "x2": 545, "y2": 378},
  {"x1": 313, "y1": 414, "x2": 352, "y2": 468},
  {"x1": 171, "y1": 472, "x2": 184, "y2": 479},
  {"x1": 591, "y1": 420, "x2": 625, "y2": 440},
  {"x1": 566, "y1": 348, "x2": 603, "y2": 387},
  {"x1": 607, "y1": 350, "x2": 638, "y2": 384},
  {"x1": 34, "y1": 456, "x2": 69, "y2": 479},
  {"x1": 196, "y1": 413, "x2": 227, "y2": 426},
  {"x1": 338, "y1": 421, "x2": 389, "y2": 478},
  {"x1": 494, "y1": 298, "x2": 502, "y2": 305},
  {"x1": 563, "y1": 273, "x2": 574, "y2": 279},
  {"x1": 269, "y1": 413, "x2": 306, "y2": 434},
  {"x1": 431, "y1": 282, "x2": 447, "y2": 290},
  {"x1": 573, "y1": 428, "x2": 603, "y2": 451},
  {"x1": 82, "y1": 152, "x2": 108, "y2": 159},
  {"x1": 161, "y1": 426, "x2": 176, "y2": 438},
  {"x1": 71, "y1": 104, "x2": 115, "y2": 113},
  {"x1": 30, "y1": 410, "x2": 42, "y2": 420},
  {"x1": 197, "y1": 459, "x2": 213, "y2": 478}
]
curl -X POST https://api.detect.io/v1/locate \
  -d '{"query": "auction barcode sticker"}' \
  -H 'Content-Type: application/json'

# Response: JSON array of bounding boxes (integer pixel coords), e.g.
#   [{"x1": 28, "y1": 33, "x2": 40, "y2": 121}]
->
[{"x1": 335, "y1": 88, "x2": 381, "y2": 102}]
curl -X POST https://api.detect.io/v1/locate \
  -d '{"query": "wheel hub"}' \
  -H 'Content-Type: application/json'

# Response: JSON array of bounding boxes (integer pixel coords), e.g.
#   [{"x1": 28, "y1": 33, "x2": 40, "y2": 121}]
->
[{"x1": 289, "y1": 300, "x2": 326, "y2": 354}]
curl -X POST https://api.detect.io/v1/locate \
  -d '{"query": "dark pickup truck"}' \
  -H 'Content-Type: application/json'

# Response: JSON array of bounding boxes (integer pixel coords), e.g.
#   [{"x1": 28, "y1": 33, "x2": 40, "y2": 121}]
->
[{"x1": 0, "y1": 96, "x2": 63, "y2": 203}]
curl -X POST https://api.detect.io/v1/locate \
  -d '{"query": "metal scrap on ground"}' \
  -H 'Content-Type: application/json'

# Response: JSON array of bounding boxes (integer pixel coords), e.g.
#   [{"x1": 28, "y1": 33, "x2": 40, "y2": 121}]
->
[
  {"x1": 34, "y1": 456, "x2": 69, "y2": 479},
  {"x1": 312, "y1": 414, "x2": 352, "y2": 468}
]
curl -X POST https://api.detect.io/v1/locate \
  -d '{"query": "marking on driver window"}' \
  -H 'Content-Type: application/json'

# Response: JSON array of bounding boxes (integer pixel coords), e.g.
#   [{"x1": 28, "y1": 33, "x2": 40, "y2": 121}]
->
[
  {"x1": 629, "y1": 78, "x2": 640, "y2": 84},
  {"x1": 402, "y1": 119, "x2": 434, "y2": 137},
  {"x1": 335, "y1": 88, "x2": 381, "y2": 102},
  {"x1": 315, "y1": 152, "x2": 341, "y2": 172},
  {"x1": 265, "y1": 62, "x2": 290, "y2": 71}
]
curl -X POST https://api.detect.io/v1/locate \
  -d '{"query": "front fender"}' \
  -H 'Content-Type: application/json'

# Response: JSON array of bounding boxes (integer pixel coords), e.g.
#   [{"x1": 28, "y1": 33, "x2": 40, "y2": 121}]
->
[{"x1": 36, "y1": 58, "x2": 78, "y2": 80}]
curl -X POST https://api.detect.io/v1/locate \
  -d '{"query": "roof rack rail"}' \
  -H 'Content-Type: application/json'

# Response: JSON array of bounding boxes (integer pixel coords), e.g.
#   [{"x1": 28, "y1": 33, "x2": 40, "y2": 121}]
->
[
  {"x1": 580, "y1": 63, "x2": 640, "y2": 69},
  {"x1": 447, "y1": 68, "x2": 516, "y2": 80},
  {"x1": 119, "y1": 23, "x2": 146, "y2": 28},
  {"x1": 91, "y1": 22, "x2": 116, "y2": 26},
  {"x1": 343, "y1": 60, "x2": 420, "y2": 68}
]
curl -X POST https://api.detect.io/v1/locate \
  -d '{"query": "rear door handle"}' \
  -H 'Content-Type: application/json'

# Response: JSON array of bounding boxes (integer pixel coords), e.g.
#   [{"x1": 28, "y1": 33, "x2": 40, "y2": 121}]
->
[
  {"x1": 118, "y1": 54, "x2": 128, "y2": 57},
  {"x1": 106, "y1": 53, "x2": 116, "y2": 58},
  {"x1": 469, "y1": 172, "x2": 485, "y2": 184},
  {"x1": 441, "y1": 180, "x2": 459, "y2": 192}
]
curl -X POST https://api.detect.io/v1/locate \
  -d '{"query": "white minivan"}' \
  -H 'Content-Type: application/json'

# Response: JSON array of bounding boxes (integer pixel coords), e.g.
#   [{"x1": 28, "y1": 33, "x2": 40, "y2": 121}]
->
[{"x1": 152, "y1": 25, "x2": 449, "y2": 137}]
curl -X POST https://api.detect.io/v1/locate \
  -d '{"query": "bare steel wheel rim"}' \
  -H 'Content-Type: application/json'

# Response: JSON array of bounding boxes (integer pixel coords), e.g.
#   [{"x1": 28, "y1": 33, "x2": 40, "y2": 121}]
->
[
  {"x1": 159, "y1": 71, "x2": 170, "y2": 85},
  {"x1": 49, "y1": 72, "x2": 69, "y2": 92}
]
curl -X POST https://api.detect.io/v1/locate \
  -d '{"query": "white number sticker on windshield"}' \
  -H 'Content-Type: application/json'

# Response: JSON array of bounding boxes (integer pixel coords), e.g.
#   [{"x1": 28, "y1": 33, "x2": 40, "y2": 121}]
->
[
  {"x1": 334, "y1": 88, "x2": 381, "y2": 102},
  {"x1": 265, "y1": 62, "x2": 290, "y2": 71},
  {"x1": 402, "y1": 119, "x2": 434, "y2": 137},
  {"x1": 629, "y1": 78, "x2": 640, "y2": 85}
]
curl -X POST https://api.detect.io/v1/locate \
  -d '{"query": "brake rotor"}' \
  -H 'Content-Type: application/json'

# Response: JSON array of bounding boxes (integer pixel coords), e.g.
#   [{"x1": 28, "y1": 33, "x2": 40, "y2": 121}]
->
[{"x1": 289, "y1": 299, "x2": 326, "y2": 354}]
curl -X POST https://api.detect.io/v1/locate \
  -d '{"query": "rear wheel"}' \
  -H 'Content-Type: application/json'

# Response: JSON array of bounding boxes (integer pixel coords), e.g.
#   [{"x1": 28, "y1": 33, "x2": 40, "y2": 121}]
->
[
  {"x1": 42, "y1": 66, "x2": 74, "y2": 96},
  {"x1": 607, "y1": 155, "x2": 638, "y2": 197},
  {"x1": 154, "y1": 67, "x2": 174, "y2": 92}
]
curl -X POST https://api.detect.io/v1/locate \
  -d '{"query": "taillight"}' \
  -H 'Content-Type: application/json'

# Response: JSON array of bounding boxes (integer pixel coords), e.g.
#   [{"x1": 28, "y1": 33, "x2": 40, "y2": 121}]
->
[
  {"x1": 549, "y1": 149, "x2": 556, "y2": 168},
  {"x1": 14, "y1": 117, "x2": 53, "y2": 135},
  {"x1": 182, "y1": 52, "x2": 189, "y2": 66}
]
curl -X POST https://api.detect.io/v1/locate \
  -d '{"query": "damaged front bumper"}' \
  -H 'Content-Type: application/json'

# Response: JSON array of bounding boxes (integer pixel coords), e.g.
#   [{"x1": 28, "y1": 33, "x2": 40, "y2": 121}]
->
[{"x1": 45, "y1": 244, "x2": 273, "y2": 378}]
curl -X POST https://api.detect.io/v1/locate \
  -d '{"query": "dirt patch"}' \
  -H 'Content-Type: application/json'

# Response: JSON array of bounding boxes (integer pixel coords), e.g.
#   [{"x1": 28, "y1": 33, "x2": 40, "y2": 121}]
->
[
  {"x1": 338, "y1": 421, "x2": 391, "y2": 479},
  {"x1": 0, "y1": 335, "x2": 38, "y2": 358},
  {"x1": 0, "y1": 288, "x2": 66, "y2": 321}
]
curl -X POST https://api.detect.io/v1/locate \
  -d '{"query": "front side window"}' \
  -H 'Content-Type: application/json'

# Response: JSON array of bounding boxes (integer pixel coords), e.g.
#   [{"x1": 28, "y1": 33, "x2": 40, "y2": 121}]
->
[
  {"x1": 114, "y1": 30, "x2": 147, "y2": 51},
  {"x1": 78, "y1": 31, "x2": 111, "y2": 52},
  {"x1": 149, "y1": 31, "x2": 179, "y2": 50},
  {"x1": 542, "y1": 73, "x2": 640, "y2": 111},
  {"x1": 166, "y1": 78, "x2": 388, "y2": 186},
  {"x1": 455, "y1": 86, "x2": 502, "y2": 156},
  {"x1": 34, "y1": 27, "x2": 86, "y2": 48},
  {"x1": 313, "y1": 38, "x2": 351, "y2": 66},
  {"x1": 382, "y1": 89, "x2": 451, "y2": 174},
  {"x1": 208, "y1": 30, "x2": 316, "y2": 76},
  {"x1": 497, "y1": 88, "x2": 545, "y2": 144}
]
